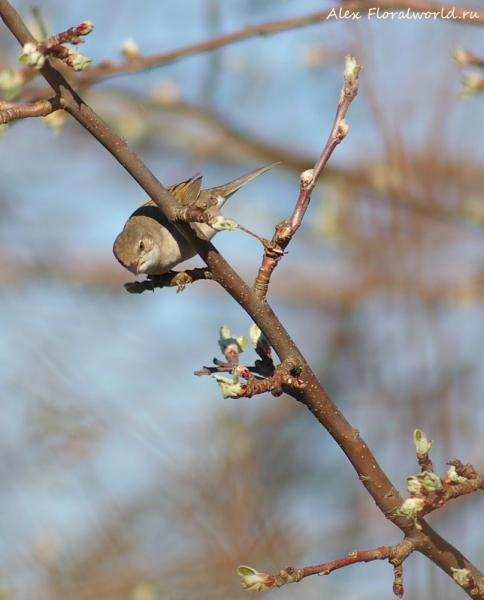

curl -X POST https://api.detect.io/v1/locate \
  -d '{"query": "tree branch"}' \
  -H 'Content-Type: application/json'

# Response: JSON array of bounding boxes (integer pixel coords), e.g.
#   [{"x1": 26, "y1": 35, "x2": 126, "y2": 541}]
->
[
  {"x1": 0, "y1": 96, "x2": 60, "y2": 124},
  {"x1": 74, "y1": 0, "x2": 484, "y2": 83},
  {"x1": 253, "y1": 54, "x2": 360, "y2": 298},
  {"x1": 1, "y1": 1, "x2": 483, "y2": 595},
  {"x1": 9, "y1": 0, "x2": 481, "y2": 90},
  {"x1": 238, "y1": 539, "x2": 416, "y2": 595}
]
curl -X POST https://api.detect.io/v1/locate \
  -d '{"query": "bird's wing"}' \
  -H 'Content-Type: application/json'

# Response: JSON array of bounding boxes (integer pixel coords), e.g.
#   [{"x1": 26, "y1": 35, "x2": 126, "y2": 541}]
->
[
  {"x1": 168, "y1": 176, "x2": 203, "y2": 206},
  {"x1": 135, "y1": 176, "x2": 203, "y2": 212},
  {"x1": 133, "y1": 163, "x2": 276, "y2": 215}
]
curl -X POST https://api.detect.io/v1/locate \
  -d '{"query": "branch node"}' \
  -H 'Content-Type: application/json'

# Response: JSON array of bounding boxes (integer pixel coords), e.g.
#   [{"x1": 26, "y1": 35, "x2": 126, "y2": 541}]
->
[
  {"x1": 18, "y1": 21, "x2": 94, "y2": 71},
  {"x1": 0, "y1": 96, "x2": 61, "y2": 125}
]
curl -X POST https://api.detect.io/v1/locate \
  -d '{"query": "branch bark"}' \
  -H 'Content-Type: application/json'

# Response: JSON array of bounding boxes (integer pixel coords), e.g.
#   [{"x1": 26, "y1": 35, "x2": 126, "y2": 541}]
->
[
  {"x1": 0, "y1": 96, "x2": 60, "y2": 124},
  {"x1": 75, "y1": 0, "x2": 484, "y2": 83},
  {"x1": 1, "y1": 1, "x2": 482, "y2": 595}
]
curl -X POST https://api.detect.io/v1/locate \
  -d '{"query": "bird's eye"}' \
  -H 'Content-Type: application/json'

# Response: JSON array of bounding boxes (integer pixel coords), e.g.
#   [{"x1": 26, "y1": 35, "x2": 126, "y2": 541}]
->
[{"x1": 139, "y1": 240, "x2": 145, "y2": 251}]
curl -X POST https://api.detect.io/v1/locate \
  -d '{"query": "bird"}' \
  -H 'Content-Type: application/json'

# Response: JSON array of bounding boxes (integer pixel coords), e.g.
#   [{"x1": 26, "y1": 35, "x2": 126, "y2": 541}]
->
[{"x1": 113, "y1": 163, "x2": 277, "y2": 276}]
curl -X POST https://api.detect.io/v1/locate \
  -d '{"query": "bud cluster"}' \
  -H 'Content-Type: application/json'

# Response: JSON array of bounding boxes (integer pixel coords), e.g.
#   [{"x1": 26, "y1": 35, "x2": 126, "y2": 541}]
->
[
  {"x1": 452, "y1": 47, "x2": 484, "y2": 98},
  {"x1": 19, "y1": 21, "x2": 94, "y2": 71}
]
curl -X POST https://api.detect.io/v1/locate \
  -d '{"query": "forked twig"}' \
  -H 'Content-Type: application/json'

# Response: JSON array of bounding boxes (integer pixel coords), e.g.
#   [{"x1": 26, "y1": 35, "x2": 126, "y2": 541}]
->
[
  {"x1": 0, "y1": 96, "x2": 60, "y2": 124},
  {"x1": 253, "y1": 55, "x2": 361, "y2": 299}
]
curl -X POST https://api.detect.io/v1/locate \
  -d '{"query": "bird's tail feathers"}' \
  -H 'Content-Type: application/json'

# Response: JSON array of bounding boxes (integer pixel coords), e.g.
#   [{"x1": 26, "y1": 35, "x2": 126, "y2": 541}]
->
[{"x1": 204, "y1": 162, "x2": 279, "y2": 206}]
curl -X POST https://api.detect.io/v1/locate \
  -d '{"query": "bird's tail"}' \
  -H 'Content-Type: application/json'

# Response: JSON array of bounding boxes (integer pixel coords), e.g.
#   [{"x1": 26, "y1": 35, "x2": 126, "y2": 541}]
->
[{"x1": 203, "y1": 162, "x2": 279, "y2": 208}]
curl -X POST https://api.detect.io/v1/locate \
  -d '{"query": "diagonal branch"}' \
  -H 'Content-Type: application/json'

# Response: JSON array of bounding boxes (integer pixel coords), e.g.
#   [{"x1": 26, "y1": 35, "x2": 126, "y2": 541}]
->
[
  {"x1": 1, "y1": 2, "x2": 483, "y2": 595},
  {"x1": 12, "y1": 0, "x2": 481, "y2": 89},
  {"x1": 74, "y1": 0, "x2": 484, "y2": 83},
  {"x1": 10, "y1": 1, "x2": 483, "y2": 121},
  {"x1": 238, "y1": 538, "x2": 416, "y2": 595}
]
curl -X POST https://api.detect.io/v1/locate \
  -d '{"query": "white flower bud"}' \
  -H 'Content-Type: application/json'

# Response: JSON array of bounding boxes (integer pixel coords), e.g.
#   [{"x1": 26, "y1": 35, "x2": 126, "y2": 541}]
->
[
  {"x1": 65, "y1": 52, "x2": 92, "y2": 71},
  {"x1": 406, "y1": 476, "x2": 423, "y2": 495},
  {"x1": 237, "y1": 566, "x2": 272, "y2": 592},
  {"x1": 338, "y1": 118, "x2": 349, "y2": 138},
  {"x1": 120, "y1": 36, "x2": 140, "y2": 59},
  {"x1": 452, "y1": 47, "x2": 481, "y2": 66},
  {"x1": 220, "y1": 325, "x2": 231, "y2": 341},
  {"x1": 249, "y1": 324, "x2": 263, "y2": 349},
  {"x1": 19, "y1": 43, "x2": 45, "y2": 69},
  {"x1": 213, "y1": 373, "x2": 246, "y2": 398},
  {"x1": 218, "y1": 325, "x2": 247, "y2": 353},
  {"x1": 397, "y1": 497, "x2": 426, "y2": 529},
  {"x1": 406, "y1": 471, "x2": 441, "y2": 495},
  {"x1": 344, "y1": 54, "x2": 361, "y2": 80},
  {"x1": 413, "y1": 429, "x2": 433, "y2": 458},
  {"x1": 461, "y1": 72, "x2": 484, "y2": 98},
  {"x1": 341, "y1": 54, "x2": 361, "y2": 101},
  {"x1": 210, "y1": 215, "x2": 237, "y2": 231},
  {"x1": 300, "y1": 169, "x2": 314, "y2": 189},
  {"x1": 444, "y1": 465, "x2": 468, "y2": 484},
  {"x1": 249, "y1": 323, "x2": 272, "y2": 358},
  {"x1": 77, "y1": 20, "x2": 94, "y2": 36},
  {"x1": 417, "y1": 471, "x2": 442, "y2": 492},
  {"x1": 451, "y1": 567, "x2": 472, "y2": 587}
]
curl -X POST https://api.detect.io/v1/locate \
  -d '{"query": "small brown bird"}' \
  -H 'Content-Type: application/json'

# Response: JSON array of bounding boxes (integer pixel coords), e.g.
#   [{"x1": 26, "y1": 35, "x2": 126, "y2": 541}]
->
[{"x1": 113, "y1": 164, "x2": 276, "y2": 276}]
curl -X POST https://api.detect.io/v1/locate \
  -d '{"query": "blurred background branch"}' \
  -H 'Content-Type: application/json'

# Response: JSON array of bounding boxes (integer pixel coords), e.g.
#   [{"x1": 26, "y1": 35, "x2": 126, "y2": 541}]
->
[{"x1": 1, "y1": 1, "x2": 484, "y2": 599}]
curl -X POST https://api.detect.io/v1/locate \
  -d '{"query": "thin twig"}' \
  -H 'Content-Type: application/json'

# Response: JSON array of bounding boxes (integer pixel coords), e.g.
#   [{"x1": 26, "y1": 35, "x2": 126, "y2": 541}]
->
[
  {"x1": 0, "y1": 96, "x2": 60, "y2": 124},
  {"x1": 13, "y1": 0, "x2": 481, "y2": 89},
  {"x1": 73, "y1": 0, "x2": 484, "y2": 83},
  {"x1": 253, "y1": 55, "x2": 360, "y2": 299},
  {"x1": 239, "y1": 539, "x2": 416, "y2": 593},
  {"x1": 290, "y1": 56, "x2": 360, "y2": 233}
]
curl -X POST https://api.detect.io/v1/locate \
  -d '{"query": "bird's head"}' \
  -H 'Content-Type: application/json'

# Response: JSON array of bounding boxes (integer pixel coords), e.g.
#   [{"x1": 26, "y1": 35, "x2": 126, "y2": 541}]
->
[{"x1": 113, "y1": 224, "x2": 156, "y2": 275}]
